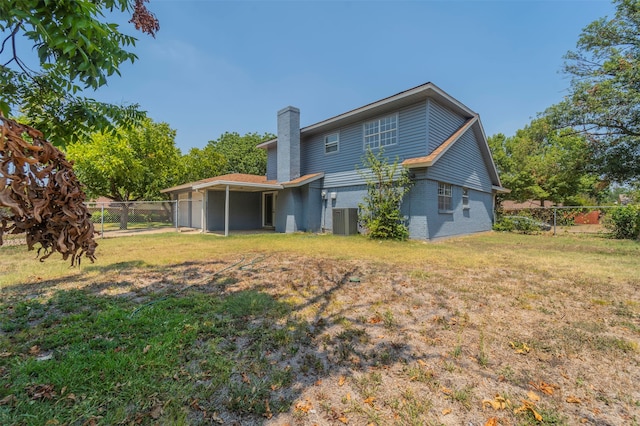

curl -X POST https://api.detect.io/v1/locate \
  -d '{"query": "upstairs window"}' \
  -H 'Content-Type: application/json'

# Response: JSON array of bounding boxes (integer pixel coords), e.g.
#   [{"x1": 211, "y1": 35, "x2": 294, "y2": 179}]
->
[
  {"x1": 364, "y1": 114, "x2": 397, "y2": 149},
  {"x1": 324, "y1": 133, "x2": 339, "y2": 154},
  {"x1": 438, "y1": 182, "x2": 452, "y2": 211}
]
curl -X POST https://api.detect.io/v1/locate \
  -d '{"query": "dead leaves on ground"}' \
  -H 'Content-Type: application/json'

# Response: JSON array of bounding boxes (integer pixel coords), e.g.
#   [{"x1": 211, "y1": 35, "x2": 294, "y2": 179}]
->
[{"x1": 528, "y1": 380, "x2": 558, "y2": 395}]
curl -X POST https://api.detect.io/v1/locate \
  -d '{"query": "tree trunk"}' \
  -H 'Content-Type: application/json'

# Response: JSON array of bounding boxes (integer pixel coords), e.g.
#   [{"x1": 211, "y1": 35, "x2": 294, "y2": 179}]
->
[{"x1": 119, "y1": 203, "x2": 129, "y2": 230}]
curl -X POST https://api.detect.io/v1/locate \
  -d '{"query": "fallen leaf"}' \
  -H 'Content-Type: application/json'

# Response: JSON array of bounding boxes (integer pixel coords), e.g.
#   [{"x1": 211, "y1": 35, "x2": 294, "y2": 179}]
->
[
  {"x1": 294, "y1": 399, "x2": 313, "y2": 413},
  {"x1": 485, "y1": 418, "x2": 498, "y2": 426},
  {"x1": 417, "y1": 359, "x2": 428, "y2": 367},
  {"x1": 441, "y1": 386, "x2": 452, "y2": 395},
  {"x1": 527, "y1": 391, "x2": 540, "y2": 402},
  {"x1": 514, "y1": 400, "x2": 543, "y2": 421},
  {"x1": 338, "y1": 376, "x2": 346, "y2": 386},
  {"x1": 529, "y1": 381, "x2": 558, "y2": 396},
  {"x1": 566, "y1": 396, "x2": 581, "y2": 404},
  {"x1": 363, "y1": 396, "x2": 375, "y2": 406},
  {"x1": 150, "y1": 405, "x2": 163, "y2": 419},
  {"x1": 338, "y1": 416, "x2": 348, "y2": 424},
  {"x1": 442, "y1": 408, "x2": 452, "y2": 415},
  {"x1": 315, "y1": 379, "x2": 322, "y2": 386},
  {"x1": 368, "y1": 315, "x2": 382, "y2": 324},
  {"x1": 143, "y1": 345, "x2": 151, "y2": 354},
  {"x1": 263, "y1": 398, "x2": 273, "y2": 419},
  {"x1": 0, "y1": 395, "x2": 17, "y2": 406},
  {"x1": 482, "y1": 395, "x2": 508, "y2": 410},
  {"x1": 29, "y1": 345, "x2": 40, "y2": 355},
  {"x1": 0, "y1": 352, "x2": 12, "y2": 358},
  {"x1": 346, "y1": 393, "x2": 351, "y2": 401}
]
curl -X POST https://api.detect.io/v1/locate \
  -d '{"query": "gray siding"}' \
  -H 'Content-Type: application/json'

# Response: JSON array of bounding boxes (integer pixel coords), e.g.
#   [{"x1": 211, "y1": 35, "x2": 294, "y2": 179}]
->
[
  {"x1": 300, "y1": 102, "x2": 428, "y2": 176},
  {"x1": 426, "y1": 128, "x2": 493, "y2": 192},
  {"x1": 275, "y1": 188, "x2": 302, "y2": 233},
  {"x1": 207, "y1": 191, "x2": 261, "y2": 231},
  {"x1": 421, "y1": 180, "x2": 494, "y2": 239},
  {"x1": 427, "y1": 99, "x2": 467, "y2": 152},
  {"x1": 266, "y1": 147, "x2": 277, "y2": 180},
  {"x1": 319, "y1": 185, "x2": 367, "y2": 233}
]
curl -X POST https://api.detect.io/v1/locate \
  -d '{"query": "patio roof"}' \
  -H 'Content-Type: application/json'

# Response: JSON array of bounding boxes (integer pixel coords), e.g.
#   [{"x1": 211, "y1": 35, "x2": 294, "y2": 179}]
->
[{"x1": 162, "y1": 172, "x2": 325, "y2": 193}]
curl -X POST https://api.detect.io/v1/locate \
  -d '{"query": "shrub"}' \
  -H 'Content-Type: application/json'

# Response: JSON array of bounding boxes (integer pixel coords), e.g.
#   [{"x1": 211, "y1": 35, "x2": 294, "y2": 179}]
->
[
  {"x1": 358, "y1": 148, "x2": 413, "y2": 240},
  {"x1": 493, "y1": 215, "x2": 548, "y2": 234},
  {"x1": 604, "y1": 205, "x2": 640, "y2": 240}
]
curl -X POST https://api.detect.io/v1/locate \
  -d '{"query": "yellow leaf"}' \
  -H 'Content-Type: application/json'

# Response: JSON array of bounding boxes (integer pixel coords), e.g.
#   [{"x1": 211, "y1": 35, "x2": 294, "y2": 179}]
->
[
  {"x1": 363, "y1": 396, "x2": 375, "y2": 406},
  {"x1": 441, "y1": 386, "x2": 452, "y2": 395},
  {"x1": 442, "y1": 408, "x2": 452, "y2": 415},
  {"x1": 338, "y1": 416, "x2": 348, "y2": 424},
  {"x1": 566, "y1": 396, "x2": 581, "y2": 404},
  {"x1": 532, "y1": 407, "x2": 543, "y2": 421},
  {"x1": 417, "y1": 359, "x2": 427, "y2": 367},
  {"x1": 527, "y1": 391, "x2": 540, "y2": 402},
  {"x1": 482, "y1": 395, "x2": 507, "y2": 410},
  {"x1": 346, "y1": 393, "x2": 351, "y2": 401},
  {"x1": 338, "y1": 376, "x2": 346, "y2": 386},
  {"x1": 485, "y1": 418, "x2": 498, "y2": 426}
]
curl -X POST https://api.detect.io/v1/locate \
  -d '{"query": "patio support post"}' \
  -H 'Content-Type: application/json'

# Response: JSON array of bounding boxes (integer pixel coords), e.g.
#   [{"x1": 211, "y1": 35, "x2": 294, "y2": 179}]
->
[{"x1": 225, "y1": 185, "x2": 230, "y2": 237}]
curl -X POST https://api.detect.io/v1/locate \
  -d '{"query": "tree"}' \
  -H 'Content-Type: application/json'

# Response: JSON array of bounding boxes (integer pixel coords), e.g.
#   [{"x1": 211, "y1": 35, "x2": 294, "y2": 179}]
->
[
  {"x1": 357, "y1": 148, "x2": 413, "y2": 240},
  {"x1": 547, "y1": 0, "x2": 640, "y2": 185},
  {"x1": 488, "y1": 117, "x2": 596, "y2": 206},
  {"x1": 66, "y1": 119, "x2": 181, "y2": 229},
  {"x1": 206, "y1": 132, "x2": 272, "y2": 176},
  {"x1": 0, "y1": 0, "x2": 158, "y2": 260},
  {"x1": 179, "y1": 146, "x2": 228, "y2": 183},
  {"x1": 0, "y1": 0, "x2": 159, "y2": 146}
]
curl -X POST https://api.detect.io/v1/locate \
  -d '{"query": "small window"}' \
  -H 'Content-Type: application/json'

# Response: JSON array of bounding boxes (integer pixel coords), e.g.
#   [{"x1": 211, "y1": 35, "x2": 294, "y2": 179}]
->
[
  {"x1": 438, "y1": 182, "x2": 452, "y2": 211},
  {"x1": 462, "y1": 187, "x2": 469, "y2": 208},
  {"x1": 363, "y1": 114, "x2": 397, "y2": 150},
  {"x1": 325, "y1": 133, "x2": 339, "y2": 154}
]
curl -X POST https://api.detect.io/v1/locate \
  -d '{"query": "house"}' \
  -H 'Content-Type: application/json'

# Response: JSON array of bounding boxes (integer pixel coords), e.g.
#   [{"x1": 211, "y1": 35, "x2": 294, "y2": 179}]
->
[{"x1": 161, "y1": 82, "x2": 507, "y2": 239}]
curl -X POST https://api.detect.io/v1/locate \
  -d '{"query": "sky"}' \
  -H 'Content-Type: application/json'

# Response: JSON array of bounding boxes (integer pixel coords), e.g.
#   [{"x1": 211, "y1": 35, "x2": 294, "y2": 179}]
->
[{"x1": 93, "y1": 0, "x2": 617, "y2": 153}]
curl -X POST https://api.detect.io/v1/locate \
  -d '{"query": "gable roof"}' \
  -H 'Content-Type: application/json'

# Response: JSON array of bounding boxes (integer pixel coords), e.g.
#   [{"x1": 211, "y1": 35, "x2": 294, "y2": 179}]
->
[
  {"x1": 401, "y1": 115, "x2": 506, "y2": 191},
  {"x1": 257, "y1": 82, "x2": 475, "y2": 149},
  {"x1": 402, "y1": 116, "x2": 478, "y2": 168}
]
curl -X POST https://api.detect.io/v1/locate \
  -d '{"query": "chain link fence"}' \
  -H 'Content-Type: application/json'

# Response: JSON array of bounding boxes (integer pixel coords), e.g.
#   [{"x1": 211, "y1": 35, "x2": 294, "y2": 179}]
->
[
  {"x1": 86, "y1": 201, "x2": 177, "y2": 237},
  {"x1": 1, "y1": 200, "x2": 203, "y2": 248},
  {"x1": 498, "y1": 205, "x2": 619, "y2": 235}
]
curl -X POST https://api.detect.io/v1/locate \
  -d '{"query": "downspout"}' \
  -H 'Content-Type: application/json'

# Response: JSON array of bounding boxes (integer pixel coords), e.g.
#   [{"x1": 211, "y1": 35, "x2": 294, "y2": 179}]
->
[{"x1": 224, "y1": 185, "x2": 230, "y2": 237}]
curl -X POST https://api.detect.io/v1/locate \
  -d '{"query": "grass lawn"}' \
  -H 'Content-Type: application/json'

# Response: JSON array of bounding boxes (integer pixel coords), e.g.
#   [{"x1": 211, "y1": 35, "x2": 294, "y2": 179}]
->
[{"x1": 0, "y1": 232, "x2": 638, "y2": 425}]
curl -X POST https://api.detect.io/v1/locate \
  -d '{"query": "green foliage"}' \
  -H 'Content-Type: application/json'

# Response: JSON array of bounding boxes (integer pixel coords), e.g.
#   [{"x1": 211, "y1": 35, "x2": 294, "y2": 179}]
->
[
  {"x1": 179, "y1": 145, "x2": 227, "y2": 183},
  {"x1": 179, "y1": 132, "x2": 272, "y2": 182},
  {"x1": 66, "y1": 118, "x2": 181, "y2": 201},
  {"x1": 488, "y1": 117, "x2": 596, "y2": 205},
  {"x1": 493, "y1": 215, "x2": 548, "y2": 234},
  {"x1": 546, "y1": 0, "x2": 640, "y2": 185},
  {"x1": 0, "y1": 0, "x2": 157, "y2": 145},
  {"x1": 358, "y1": 148, "x2": 413, "y2": 240},
  {"x1": 208, "y1": 132, "x2": 272, "y2": 176},
  {"x1": 604, "y1": 204, "x2": 640, "y2": 239}
]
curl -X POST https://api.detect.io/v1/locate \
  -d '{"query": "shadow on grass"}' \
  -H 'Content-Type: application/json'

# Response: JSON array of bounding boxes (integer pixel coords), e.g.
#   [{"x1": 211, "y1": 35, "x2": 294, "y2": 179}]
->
[{"x1": 0, "y1": 255, "x2": 572, "y2": 425}]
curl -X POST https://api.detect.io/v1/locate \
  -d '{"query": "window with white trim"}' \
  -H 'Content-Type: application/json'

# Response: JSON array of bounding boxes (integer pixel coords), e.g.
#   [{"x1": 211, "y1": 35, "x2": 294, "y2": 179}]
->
[
  {"x1": 363, "y1": 114, "x2": 397, "y2": 149},
  {"x1": 438, "y1": 182, "x2": 452, "y2": 211},
  {"x1": 324, "y1": 133, "x2": 339, "y2": 154},
  {"x1": 462, "y1": 187, "x2": 469, "y2": 208}
]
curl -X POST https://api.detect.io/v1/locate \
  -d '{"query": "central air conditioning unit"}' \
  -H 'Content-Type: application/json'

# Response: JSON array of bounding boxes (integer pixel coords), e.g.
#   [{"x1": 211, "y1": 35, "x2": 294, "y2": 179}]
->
[{"x1": 332, "y1": 208, "x2": 358, "y2": 235}]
